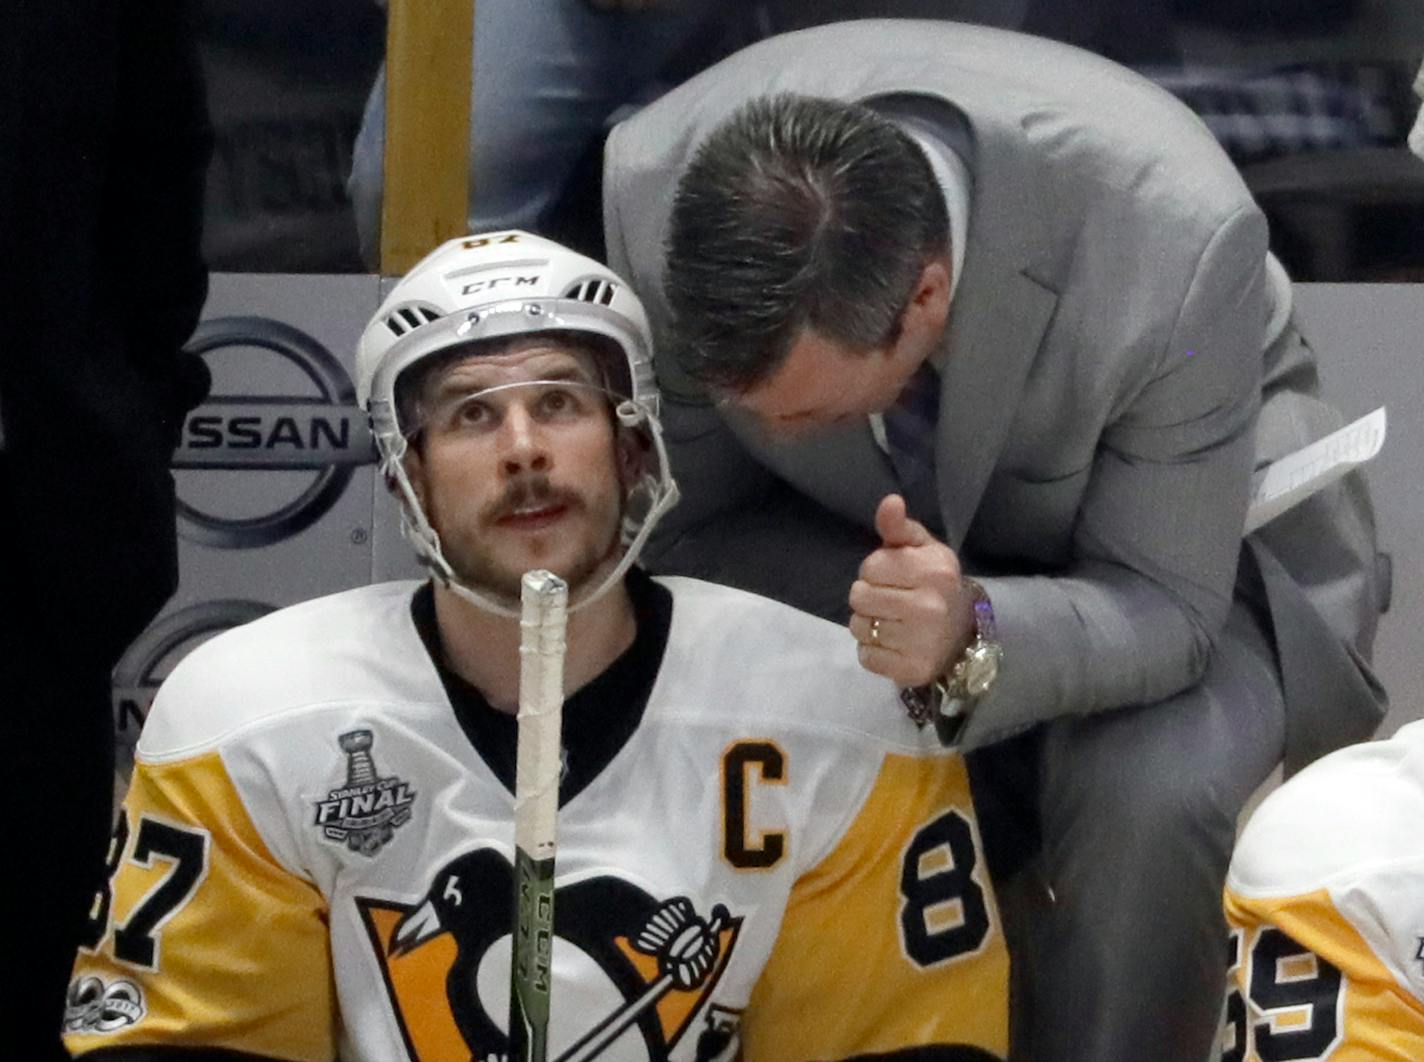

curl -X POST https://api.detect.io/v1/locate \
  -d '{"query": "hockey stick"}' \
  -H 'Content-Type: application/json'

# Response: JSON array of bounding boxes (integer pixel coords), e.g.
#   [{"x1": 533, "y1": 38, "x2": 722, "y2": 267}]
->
[{"x1": 509, "y1": 570, "x2": 570, "y2": 1062}]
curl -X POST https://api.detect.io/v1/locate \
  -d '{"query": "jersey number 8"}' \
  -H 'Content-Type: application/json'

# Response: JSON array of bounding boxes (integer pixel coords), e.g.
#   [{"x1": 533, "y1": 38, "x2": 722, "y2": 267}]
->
[{"x1": 900, "y1": 809, "x2": 992, "y2": 968}]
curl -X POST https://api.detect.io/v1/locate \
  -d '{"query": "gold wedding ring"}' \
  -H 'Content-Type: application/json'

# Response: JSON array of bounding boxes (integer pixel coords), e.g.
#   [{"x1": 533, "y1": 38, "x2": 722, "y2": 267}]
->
[{"x1": 869, "y1": 617, "x2": 882, "y2": 646}]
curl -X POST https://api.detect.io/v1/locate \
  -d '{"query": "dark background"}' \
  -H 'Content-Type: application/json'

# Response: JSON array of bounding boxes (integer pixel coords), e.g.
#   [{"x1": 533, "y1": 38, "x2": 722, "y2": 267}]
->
[{"x1": 196, "y1": 0, "x2": 1424, "y2": 280}]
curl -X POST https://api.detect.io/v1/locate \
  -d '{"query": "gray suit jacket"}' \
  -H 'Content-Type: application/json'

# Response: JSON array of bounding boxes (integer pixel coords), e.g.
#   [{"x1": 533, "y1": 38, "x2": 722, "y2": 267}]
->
[{"x1": 603, "y1": 20, "x2": 1387, "y2": 767}]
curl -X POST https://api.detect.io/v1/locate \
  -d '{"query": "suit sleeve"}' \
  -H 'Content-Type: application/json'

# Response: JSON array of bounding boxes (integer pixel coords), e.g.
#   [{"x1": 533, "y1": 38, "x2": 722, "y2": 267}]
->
[
  {"x1": 740, "y1": 751, "x2": 1009, "y2": 1061},
  {"x1": 968, "y1": 205, "x2": 1267, "y2": 737},
  {"x1": 63, "y1": 752, "x2": 336, "y2": 1062}
]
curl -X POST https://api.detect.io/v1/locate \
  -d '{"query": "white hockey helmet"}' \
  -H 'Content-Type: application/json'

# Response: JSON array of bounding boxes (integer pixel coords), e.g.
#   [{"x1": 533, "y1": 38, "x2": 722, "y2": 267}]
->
[{"x1": 356, "y1": 230, "x2": 678, "y2": 616}]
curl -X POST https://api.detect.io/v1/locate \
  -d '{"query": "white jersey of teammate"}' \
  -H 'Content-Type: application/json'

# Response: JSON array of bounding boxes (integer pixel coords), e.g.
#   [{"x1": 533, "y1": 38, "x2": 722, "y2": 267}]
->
[
  {"x1": 1223, "y1": 720, "x2": 1424, "y2": 1061},
  {"x1": 65, "y1": 575, "x2": 1009, "y2": 1062}
]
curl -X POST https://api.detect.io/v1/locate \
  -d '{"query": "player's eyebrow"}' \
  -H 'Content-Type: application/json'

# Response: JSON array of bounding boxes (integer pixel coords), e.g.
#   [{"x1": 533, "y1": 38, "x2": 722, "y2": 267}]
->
[
  {"x1": 519, "y1": 348, "x2": 603, "y2": 383},
  {"x1": 431, "y1": 355, "x2": 596, "y2": 400},
  {"x1": 530, "y1": 363, "x2": 597, "y2": 384}
]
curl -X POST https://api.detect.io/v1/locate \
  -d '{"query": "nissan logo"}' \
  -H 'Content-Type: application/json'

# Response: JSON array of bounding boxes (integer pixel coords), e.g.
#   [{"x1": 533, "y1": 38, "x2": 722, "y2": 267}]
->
[{"x1": 175, "y1": 316, "x2": 375, "y2": 548}]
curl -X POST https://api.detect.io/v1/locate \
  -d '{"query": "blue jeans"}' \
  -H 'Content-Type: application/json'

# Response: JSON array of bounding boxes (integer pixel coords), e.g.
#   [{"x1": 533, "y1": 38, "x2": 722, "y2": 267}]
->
[{"x1": 348, "y1": 0, "x2": 734, "y2": 264}]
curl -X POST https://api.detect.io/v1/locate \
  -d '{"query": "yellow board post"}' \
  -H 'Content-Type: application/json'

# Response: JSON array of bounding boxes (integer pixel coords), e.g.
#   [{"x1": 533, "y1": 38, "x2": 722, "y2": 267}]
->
[{"x1": 380, "y1": 0, "x2": 475, "y2": 276}]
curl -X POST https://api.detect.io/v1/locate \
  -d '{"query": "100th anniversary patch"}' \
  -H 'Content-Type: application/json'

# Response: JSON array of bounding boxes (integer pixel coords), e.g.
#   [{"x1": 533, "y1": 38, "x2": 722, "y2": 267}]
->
[{"x1": 63, "y1": 976, "x2": 145, "y2": 1036}]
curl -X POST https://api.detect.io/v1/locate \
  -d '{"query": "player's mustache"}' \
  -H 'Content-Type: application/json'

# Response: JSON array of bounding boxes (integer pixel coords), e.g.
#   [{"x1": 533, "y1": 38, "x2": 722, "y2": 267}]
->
[{"x1": 483, "y1": 475, "x2": 582, "y2": 522}]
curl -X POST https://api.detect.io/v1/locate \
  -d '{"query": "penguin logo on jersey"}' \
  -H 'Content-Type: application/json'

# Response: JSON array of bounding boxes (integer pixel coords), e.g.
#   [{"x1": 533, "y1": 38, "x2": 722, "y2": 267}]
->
[{"x1": 356, "y1": 848, "x2": 743, "y2": 1060}]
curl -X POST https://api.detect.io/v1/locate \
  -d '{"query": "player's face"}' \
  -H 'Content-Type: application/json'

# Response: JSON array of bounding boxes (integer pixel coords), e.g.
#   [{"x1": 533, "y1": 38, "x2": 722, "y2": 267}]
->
[{"x1": 403, "y1": 341, "x2": 632, "y2": 603}]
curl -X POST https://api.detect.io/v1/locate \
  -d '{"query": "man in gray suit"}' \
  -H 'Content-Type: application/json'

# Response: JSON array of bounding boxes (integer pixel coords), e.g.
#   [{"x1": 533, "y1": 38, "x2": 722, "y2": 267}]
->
[{"x1": 601, "y1": 20, "x2": 1388, "y2": 1061}]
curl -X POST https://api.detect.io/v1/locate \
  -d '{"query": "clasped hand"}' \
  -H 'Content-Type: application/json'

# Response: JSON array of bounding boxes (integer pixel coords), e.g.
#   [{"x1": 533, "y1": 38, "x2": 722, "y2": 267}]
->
[{"x1": 849, "y1": 495, "x2": 975, "y2": 688}]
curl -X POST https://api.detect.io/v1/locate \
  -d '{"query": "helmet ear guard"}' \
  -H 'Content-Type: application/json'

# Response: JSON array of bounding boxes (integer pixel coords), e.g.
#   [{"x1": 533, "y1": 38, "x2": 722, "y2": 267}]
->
[{"x1": 356, "y1": 231, "x2": 678, "y2": 616}]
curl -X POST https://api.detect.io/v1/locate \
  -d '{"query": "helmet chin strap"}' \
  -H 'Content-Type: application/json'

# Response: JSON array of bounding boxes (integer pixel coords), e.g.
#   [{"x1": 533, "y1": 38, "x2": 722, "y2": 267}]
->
[{"x1": 378, "y1": 398, "x2": 680, "y2": 622}]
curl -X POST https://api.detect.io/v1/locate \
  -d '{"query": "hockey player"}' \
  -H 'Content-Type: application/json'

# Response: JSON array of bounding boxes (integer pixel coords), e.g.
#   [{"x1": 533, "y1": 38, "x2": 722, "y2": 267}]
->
[
  {"x1": 62, "y1": 232, "x2": 1010, "y2": 1061},
  {"x1": 1223, "y1": 721, "x2": 1424, "y2": 1060}
]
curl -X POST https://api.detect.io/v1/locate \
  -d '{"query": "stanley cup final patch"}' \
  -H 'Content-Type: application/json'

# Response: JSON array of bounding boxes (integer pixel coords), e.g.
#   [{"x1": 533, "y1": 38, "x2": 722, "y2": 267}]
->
[{"x1": 314, "y1": 729, "x2": 417, "y2": 857}]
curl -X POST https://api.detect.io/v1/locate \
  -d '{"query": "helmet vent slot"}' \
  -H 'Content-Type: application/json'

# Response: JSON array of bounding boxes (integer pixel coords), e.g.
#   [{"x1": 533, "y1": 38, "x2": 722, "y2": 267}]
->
[
  {"x1": 566, "y1": 279, "x2": 618, "y2": 307},
  {"x1": 382, "y1": 304, "x2": 444, "y2": 338}
]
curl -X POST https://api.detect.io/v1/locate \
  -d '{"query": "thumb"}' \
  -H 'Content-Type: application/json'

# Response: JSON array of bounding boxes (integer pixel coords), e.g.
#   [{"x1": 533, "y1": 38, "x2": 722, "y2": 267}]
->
[{"x1": 875, "y1": 494, "x2": 929, "y2": 548}]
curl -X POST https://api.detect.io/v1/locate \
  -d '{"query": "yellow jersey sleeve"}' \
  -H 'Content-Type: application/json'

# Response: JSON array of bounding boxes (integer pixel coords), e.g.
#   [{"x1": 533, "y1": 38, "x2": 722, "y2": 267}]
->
[
  {"x1": 64, "y1": 751, "x2": 336, "y2": 1061},
  {"x1": 741, "y1": 751, "x2": 1009, "y2": 1061},
  {"x1": 1224, "y1": 887, "x2": 1424, "y2": 1061}
]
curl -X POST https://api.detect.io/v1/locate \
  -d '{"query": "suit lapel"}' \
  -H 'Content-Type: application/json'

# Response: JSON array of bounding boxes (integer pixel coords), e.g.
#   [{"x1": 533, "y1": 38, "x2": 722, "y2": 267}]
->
[
  {"x1": 932, "y1": 113, "x2": 1062, "y2": 549},
  {"x1": 935, "y1": 271, "x2": 1057, "y2": 549}
]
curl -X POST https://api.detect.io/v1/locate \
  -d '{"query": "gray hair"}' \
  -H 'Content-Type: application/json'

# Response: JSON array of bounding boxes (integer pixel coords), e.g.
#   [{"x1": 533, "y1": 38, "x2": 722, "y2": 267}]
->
[{"x1": 665, "y1": 94, "x2": 949, "y2": 392}]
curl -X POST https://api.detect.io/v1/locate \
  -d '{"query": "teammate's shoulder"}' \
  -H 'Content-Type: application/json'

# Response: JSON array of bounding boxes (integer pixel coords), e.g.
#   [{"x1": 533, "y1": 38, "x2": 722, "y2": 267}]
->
[
  {"x1": 657, "y1": 575, "x2": 863, "y2": 670},
  {"x1": 139, "y1": 581, "x2": 434, "y2": 758},
  {"x1": 1229, "y1": 722, "x2": 1424, "y2": 897},
  {"x1": 655, "y1": 576, "x2": 937, "y2": 751},
  {"x1": 658, "y1": 575, "x2": 839, "y2": 633}
]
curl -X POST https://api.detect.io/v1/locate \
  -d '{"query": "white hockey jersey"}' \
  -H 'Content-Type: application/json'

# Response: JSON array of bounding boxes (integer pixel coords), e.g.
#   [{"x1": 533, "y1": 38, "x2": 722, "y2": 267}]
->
[
  {"x1": 1223, "y1": 720, "x2": 1424, "y2": 1061},
  {"x1": 65, "y1": 575, "x2": 1009, "y2": 1061}
]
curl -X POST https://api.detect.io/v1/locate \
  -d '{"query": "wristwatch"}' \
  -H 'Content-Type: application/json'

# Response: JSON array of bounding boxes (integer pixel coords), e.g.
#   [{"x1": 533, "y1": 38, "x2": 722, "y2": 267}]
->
[
  {"x1": 941, "y1": 576, "x2": 1001, "y2": 706},
  {"x1": 901, "y1": 578, "x2": 1002, "y2": 744}
]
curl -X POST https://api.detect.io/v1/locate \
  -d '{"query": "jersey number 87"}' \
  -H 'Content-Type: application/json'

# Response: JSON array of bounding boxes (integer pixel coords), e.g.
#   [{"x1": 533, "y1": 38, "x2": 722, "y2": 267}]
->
[{"x1": 80, "y1": 811, "x2": 211, "y2": 970}]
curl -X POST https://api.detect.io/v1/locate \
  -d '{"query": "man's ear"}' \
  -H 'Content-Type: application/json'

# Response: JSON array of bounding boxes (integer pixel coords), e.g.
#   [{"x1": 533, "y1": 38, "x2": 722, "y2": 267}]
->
[
  {"x1": 893, "y1": 258, "x2": 951, "y2": 360},
  {"x1": 615, "y1": 428, "x2": 645, "y2": 489},
  {"x1": 390, "y1": 445, "x2": 428, "y2": 511},
  {"x1": 907, "y1": 259, "x2": 951, "y2": 326}
]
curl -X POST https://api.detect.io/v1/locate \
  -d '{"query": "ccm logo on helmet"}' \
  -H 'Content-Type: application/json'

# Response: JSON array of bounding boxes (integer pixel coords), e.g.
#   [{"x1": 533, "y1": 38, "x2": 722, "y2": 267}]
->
[{"x1": 460, "y1": 274, "x2": 541, "y2": 297}]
